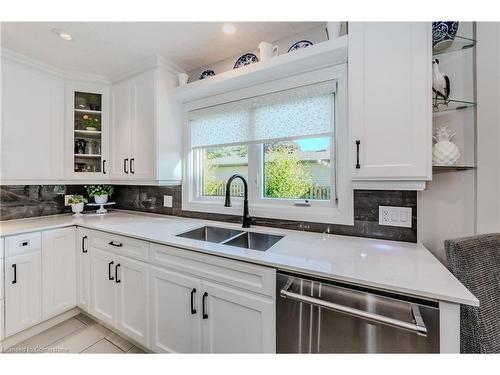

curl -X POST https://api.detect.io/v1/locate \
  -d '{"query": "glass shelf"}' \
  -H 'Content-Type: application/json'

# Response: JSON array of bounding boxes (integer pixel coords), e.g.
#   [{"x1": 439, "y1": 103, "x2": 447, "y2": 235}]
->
[
  {"x1": 433, "y1": 165, "x2": 475, "y2": 173},
  {"x1": 433, "y1": 35, "x2": 476, "y2": 56},
  {"x1": 74, "y1": 154, "x2": 102, "y2": 158},
  {"x1": 433, "y1": 98, "x2": 476, "y2": 113}
]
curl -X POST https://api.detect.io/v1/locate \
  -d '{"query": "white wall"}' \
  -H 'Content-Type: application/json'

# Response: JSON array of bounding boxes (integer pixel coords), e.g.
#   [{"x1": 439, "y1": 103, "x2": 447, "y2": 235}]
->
[{"x1": 418, "y1": 22, "x2": 500, "y2": 264}]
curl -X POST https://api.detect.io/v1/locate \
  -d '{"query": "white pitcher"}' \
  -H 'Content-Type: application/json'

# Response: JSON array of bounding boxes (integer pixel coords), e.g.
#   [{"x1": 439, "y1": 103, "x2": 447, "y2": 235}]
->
[
  {"x1": 257, "y1": 41, "x2": 279, "y2": 61},
  {"x1": 326, "y1": 22, "x2": 342, "y2": 40},
  {"x1": 177, "y1": 72, "x2": 189, "y2": 86}
]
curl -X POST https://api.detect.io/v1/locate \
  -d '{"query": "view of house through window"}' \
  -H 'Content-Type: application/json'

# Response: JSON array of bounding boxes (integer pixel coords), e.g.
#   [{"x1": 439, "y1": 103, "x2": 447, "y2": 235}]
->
[
  {"x1": 203, "y1": 145, "x2": 248, "y2": 197},
  {"x1": 264, "y1": 137, "x2": 331, "y2": 200}
]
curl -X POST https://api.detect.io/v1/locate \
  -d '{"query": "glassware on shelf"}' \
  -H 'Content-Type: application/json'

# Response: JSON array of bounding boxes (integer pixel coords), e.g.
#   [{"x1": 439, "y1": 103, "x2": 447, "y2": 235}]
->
[
  {"x1": 74, "y1": 139, "x2": 88, "y2": 154},
  {"x1": 433, "y1": 35, "x2": 476, "y2": 56},
  {"x1": 432, "y1": 97, "x2": 476, "y2": 113}
]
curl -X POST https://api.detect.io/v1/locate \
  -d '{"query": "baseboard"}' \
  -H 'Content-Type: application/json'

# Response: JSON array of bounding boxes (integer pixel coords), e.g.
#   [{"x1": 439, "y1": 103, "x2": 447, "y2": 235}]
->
[{"x1": 0, "y1": 307, "x2": 80, "y2": 350}]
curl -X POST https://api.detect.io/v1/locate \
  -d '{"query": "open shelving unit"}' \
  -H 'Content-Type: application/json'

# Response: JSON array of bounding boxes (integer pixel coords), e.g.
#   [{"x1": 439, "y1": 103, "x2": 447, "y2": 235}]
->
[{"x1": 432, "y1": 23, "x2": 477, "y2": 173}]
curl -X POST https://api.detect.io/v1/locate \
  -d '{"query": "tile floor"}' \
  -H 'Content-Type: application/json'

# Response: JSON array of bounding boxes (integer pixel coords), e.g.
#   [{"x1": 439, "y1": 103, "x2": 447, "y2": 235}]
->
[{"x1": 2, "y1": 313, "x2": 147, "y2": 354}]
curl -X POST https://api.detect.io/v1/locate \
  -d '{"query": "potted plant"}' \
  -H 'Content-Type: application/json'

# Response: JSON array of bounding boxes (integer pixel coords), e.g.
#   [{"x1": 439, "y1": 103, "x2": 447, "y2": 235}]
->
[
  {"x1": 86, "y1": 185, "x2": 113, "y2": 204},
  {"x1": 82, "y1": 114, "x2": 99, "y2": 131},
  {"x1": 68, "y1": 195, "x2": 88, "y2": 217}
]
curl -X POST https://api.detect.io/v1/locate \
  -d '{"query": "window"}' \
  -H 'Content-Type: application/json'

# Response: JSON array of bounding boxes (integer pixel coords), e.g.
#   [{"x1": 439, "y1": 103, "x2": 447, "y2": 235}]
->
[{"x1": 183, "y1": 65, "x2": 352, "y2": 224}]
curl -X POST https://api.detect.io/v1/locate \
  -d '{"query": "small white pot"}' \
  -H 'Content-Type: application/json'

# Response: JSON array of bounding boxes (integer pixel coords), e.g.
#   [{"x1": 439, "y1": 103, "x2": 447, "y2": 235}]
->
[
  {"x1": 94, "y1": 195, "x2": 108, "y2": 204},
  {"x1": 71, "y1": 202, "x2": 84, "y2": 217}
]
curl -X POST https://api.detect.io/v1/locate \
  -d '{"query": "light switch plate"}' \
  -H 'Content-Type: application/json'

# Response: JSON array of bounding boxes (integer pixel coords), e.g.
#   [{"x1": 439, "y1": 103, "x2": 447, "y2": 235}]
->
[
  {"x1": 64, "y1": 195, "x2": 73, "y2": 206},
  {"x1": 163, "y1": 195, "x2": 173, "y2": 208},
  {"x1": 378, "y1": 206, "x2": 412, "y2": 228}
]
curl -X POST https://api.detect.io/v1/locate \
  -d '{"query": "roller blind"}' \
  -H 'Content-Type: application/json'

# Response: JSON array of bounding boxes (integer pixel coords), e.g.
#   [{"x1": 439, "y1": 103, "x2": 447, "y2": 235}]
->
[{"x1": 189, "y1": 81, "x2": 336, "y2": 149}]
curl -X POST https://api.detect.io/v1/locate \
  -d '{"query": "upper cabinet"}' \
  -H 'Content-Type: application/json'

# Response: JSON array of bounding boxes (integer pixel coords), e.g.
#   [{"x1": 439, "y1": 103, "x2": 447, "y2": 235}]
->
[
  {"x1": 110, "y1": 67, "x2": 182, "y2": 184},
  {"x1": 65, "y1": 81, "x2": 110, "y2": 180},
  {"x1": 1, "y1": 55, "x2": 64, "y2": 183},
  {"x1": 349, "y1": 23, "x2": 432, "y2": 188}
]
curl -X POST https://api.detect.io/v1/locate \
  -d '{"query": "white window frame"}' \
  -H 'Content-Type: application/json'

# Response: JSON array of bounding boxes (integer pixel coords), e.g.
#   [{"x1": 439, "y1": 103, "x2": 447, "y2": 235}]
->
[{"x1": 182, "y1": 64, "x2": 353, "y2": 225}]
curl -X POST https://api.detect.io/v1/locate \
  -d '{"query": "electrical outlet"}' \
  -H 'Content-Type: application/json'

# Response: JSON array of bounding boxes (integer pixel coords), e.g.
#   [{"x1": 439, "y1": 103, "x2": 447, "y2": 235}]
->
[
  {"x1": 64, "y1": 195, "x2": 73, "y2": 206},
  {"x1": 163, "y1": 195, "x2": 173, "y2": 208},
  {"x1": 378, "y1": 206, "x2": 412, "y2": 228}
]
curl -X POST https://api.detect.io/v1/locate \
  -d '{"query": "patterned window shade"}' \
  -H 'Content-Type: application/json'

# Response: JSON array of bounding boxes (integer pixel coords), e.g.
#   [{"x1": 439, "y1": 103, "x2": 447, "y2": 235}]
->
[{"x1": 189, "y1": 80, "x2": 336, "y2": 149}]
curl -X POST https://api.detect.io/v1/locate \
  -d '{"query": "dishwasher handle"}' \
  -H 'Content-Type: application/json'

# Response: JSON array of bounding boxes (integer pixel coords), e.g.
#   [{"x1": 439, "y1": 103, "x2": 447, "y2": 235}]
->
[{"x1": 280, "y1": 278, "x2": 428, "y2": 337}]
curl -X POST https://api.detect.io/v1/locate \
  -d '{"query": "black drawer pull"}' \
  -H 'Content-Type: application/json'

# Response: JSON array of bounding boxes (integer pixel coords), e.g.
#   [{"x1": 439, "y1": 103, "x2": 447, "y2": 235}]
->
[
  {"x1": 202, "y1": 292, "x2": 208, "y2": 319},
  {"x1": 115, "y1": 263, "x2": 121, "y2": 283},
  {"x1": 355, "y1": 140, "x2": 361, "y2": 169},
  {"x1": 191, "y1": 288, "x2": 197, "y2": 314},
  {"x1": 130, "y1": 158, "x2": 135, "y2": 174},
  {"x1": 20, "y1": 241, "x2": 29, "y2": 247},
  {"x1": 102, "y1": 160, "x2": 107, "y2": 174},
  {"x1": 108, "y1": 241, "x2": 123, "y2": 247},
  {"x1": 108, "y1": 261, "x2": 115, "y2": 281},
  {"x1": 82, "y1": 236, "x2": 88, "y2": 253},
  {"x1": 12, "y1": 264, "x2": 17, "y2": 284},
  {"x1": 124, "y1": 158, "x2": 129, "y2": 174}
]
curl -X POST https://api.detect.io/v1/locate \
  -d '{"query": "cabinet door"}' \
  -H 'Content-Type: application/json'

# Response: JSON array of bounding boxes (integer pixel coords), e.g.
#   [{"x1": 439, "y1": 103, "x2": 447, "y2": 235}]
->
[
  {"x1": 201, "y1": 281, "x2": 275, "y2": 353},
  {"x1": 90, "y1": 247, "x2": 116, "y2": 326},
  {"x1": 41, "y1": 227, "x2": 77, "y2": 319},
  {"x1": 150, "y1": 266, "x2": 202, "y2": 353},
  {"x1": 110, "y1": 79, "x2": 131, "y2": 180},
  {"x1": 76, "y1": 228, "x2": 91, "y2": 313},
  {"x1": 1, "y1": 58, "x2": 64, "y2": 182},
  {"x1": 130, "y1": 70, "x2": 156, "y2": 180},
  {"x1": 5, "y1": 251, "x2": 42, "y2": 337},
  {"x1": 349, "y1": 22, "x2": 432, "y2": 180},
  {"x1": 115, "y1": 256, "x2": 150, "y2": 347}
]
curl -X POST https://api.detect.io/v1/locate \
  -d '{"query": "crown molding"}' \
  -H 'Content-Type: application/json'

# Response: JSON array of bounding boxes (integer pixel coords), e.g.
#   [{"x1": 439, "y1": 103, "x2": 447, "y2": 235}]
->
[
  {"x1": 110, "y1": 54, "x2": 184, "y2": 83},
  {"x1": 1, "y1": 47, "x2": 111, "y2": 84}
]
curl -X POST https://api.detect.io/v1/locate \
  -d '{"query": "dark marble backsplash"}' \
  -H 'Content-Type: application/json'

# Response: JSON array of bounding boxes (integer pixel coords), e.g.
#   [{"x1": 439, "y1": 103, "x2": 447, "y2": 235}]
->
[{"x1": 1, "y1": 185, "x2": 417, "y2": 243}]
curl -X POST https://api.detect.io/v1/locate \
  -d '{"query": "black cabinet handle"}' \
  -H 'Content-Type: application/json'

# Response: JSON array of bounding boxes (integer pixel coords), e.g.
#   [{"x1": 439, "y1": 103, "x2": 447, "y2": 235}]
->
[
  {"x1": 108, "y1": 261, "x2": 115, "y2": 281},
  {"x1": 190, "y1": 288, "x2": 197, "y2": 314},
  {"x1": 82, "y1": 235, "x2": 88, "y2": 253},
  {"x1": 12, "y1": 264, "x2": 17, "y2": 284},
  {"x1": 355, "y1": 140, "x2": 361, "y2": 169},
  {"x1": 102, "y1": 160, "x2": 107, "y2": 174},
  {"x1": 108, "y1": 241, "x2": 123, "y2": 247},
  {"x1": 130, "y1": 158, "x2": 135, "y2": 174},
  {"x1": 124, "y1": 158, "x2": 129, "y2": 174},
  {"x1": 202, "y1": 292, "x2": 208, "y2": 319},
  {"x1": 115, "y1": 263, "x2": 121, "y2": 283}
]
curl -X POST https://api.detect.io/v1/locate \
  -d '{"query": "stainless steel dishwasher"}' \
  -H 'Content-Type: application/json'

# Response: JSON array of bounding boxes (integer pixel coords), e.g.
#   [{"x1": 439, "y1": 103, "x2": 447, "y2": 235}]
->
[{"x1": 276, "y1": 272, "x2": 440, "y2": 353}]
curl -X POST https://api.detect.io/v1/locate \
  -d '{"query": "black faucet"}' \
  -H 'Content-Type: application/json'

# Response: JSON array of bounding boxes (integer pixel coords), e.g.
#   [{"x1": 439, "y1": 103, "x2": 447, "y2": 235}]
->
[{"x1": 224, "y1": 174, "x2": 254, "y2": 228}]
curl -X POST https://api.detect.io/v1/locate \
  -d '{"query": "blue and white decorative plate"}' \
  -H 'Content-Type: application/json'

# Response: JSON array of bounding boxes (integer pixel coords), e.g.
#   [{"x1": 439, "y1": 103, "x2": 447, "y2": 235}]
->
[
  {"x1": 287, "y1": 40, "x2": 313, "y2": 53},
  {"x1": 199, "y1": 70, "x2": 215, "y2": 80},
  {"x1": 432, "y1": 22, "x2": 459, "y2": 52},
  {"x1": 233, "y1": 53, "x2": 259, "y2": 69}
]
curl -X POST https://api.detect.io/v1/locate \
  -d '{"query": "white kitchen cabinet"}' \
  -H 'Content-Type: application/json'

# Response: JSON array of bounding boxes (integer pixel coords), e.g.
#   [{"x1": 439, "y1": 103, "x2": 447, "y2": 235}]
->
[
  {"x1": 90, "y1": 247, "x2": 117, "y2": 327},
  {"x1": 76, "y1": 228, "x2": 91, "y2": 313},
  {"x1": 65, "y1": 81, "x2": 110, "y2": 180},
  {"x1": 150, "y1": 266, "x2": 202, "y2": 353},
  {"x1": 0, "y1": 54, "x2": 64, "y2": 183},
  {"x1": 115, "y1": 256, "x2": 150, "y2": 347},
  {"x1": 5, "y1": 251, "x2": 42, "y2": 337},
  {"x1": 200, "y1": 280, "x2": 275, "y2": 353},
  {"x1": 1, "y1": 239, "x2": 4, "y2": 341},
  {"x1": 110, "y1": 66, "x2": 182, "y2": 184},
  {"x1": 349, "y1": 22, "x2": 432, "y2": 185},
  {"x1": 41, "y1": 228, "x2": 77, "y2": 320}
]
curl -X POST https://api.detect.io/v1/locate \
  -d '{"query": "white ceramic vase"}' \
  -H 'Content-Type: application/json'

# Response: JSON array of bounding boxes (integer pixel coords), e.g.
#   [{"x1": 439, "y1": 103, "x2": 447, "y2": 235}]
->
[
  {"x1": 178, "y1": 73, "x2": 189, "y2": 86},
  {"x1": 94, "y1": 195, "x2": 108, "y2": 204},
  {"x1": 71, "y1": 202, "x2": 84, "y2": 217},
  {"x1": 257, "y1": 41, "x2": 279, "y2": 61}
]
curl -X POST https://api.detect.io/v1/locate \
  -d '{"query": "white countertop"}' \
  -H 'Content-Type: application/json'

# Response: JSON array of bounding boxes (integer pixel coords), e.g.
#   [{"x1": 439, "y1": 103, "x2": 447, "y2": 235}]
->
[{"x1": 0, "y1": 210, "x2": 478, "y2": 306}]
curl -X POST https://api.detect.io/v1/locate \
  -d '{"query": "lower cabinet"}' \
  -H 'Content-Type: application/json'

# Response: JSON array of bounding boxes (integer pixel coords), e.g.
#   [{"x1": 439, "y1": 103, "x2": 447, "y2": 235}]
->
[
  {"x1": 76, "y1": 228, "x2": 91, "y2": 313},
  {"x1": 5, "y1": 250, "x2": 42, "y2": 337},
  {"x1": 90, "y1": 246, "x2": 150, "y2": 347},
  {"x1": 150, "y1": 264, "x2": 275, "y2": 353},
  {"x1": 41, "y1": 227, "x2": 77, "y2": 320}
]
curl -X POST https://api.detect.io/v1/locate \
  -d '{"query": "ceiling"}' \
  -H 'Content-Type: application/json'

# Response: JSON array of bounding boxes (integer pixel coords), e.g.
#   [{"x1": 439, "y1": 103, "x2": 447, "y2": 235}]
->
[{"x1": 1, "y1": 22, "x2": 322, "y2": 78}]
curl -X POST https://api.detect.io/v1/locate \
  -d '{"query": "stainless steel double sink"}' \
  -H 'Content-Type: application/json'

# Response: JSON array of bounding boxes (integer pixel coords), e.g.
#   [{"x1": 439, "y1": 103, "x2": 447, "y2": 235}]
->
[{"x1": 176, "y1": 226, "x2": 284, "y2": 251}]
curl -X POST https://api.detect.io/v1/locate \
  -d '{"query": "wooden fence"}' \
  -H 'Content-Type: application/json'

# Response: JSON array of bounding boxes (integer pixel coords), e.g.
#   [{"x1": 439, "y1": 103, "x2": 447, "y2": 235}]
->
[{"x1": 209, "y1": 184, "x2": 330, "y2": 200}]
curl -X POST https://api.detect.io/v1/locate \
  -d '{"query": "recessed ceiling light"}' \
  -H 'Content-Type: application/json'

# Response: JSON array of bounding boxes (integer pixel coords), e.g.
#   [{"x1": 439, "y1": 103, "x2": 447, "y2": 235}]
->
[
  {"x1": 222, "y1": 24, "x2": 236, "y2": 35},
  {"x1": 52, "y1": 28, "x2": 72, "y2": 41}
]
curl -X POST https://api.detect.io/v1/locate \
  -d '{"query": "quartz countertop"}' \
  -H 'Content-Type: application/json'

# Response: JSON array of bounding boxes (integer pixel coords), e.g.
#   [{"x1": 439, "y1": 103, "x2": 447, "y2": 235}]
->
[{"x1": 0, "y1": 210, "x2": 478, "y2": 306}]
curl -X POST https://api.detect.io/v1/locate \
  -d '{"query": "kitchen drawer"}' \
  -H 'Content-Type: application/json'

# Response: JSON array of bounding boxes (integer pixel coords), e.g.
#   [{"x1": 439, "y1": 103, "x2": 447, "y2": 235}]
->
[
  {"x1": 90, "y1": 230, "x2": 149, "y2": 262},
  {"x1": 5, "y1": 232, "x2": 41, "y2": 258},
  {"x1": 150, "y1": 243, "x2": 275, "y2": 297}
]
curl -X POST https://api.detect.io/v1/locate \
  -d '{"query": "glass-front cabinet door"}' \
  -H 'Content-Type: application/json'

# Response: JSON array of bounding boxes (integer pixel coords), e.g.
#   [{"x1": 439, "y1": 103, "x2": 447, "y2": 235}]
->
[{"x1": 65, "y1": 82, "x2": 109, "y2": 180}]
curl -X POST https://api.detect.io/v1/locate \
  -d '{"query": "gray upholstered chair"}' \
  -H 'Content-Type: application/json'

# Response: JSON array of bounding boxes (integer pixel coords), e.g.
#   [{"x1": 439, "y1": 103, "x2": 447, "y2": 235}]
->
[{"x1": 445, "y1": 233, "x2": 500, "y2": 353}]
